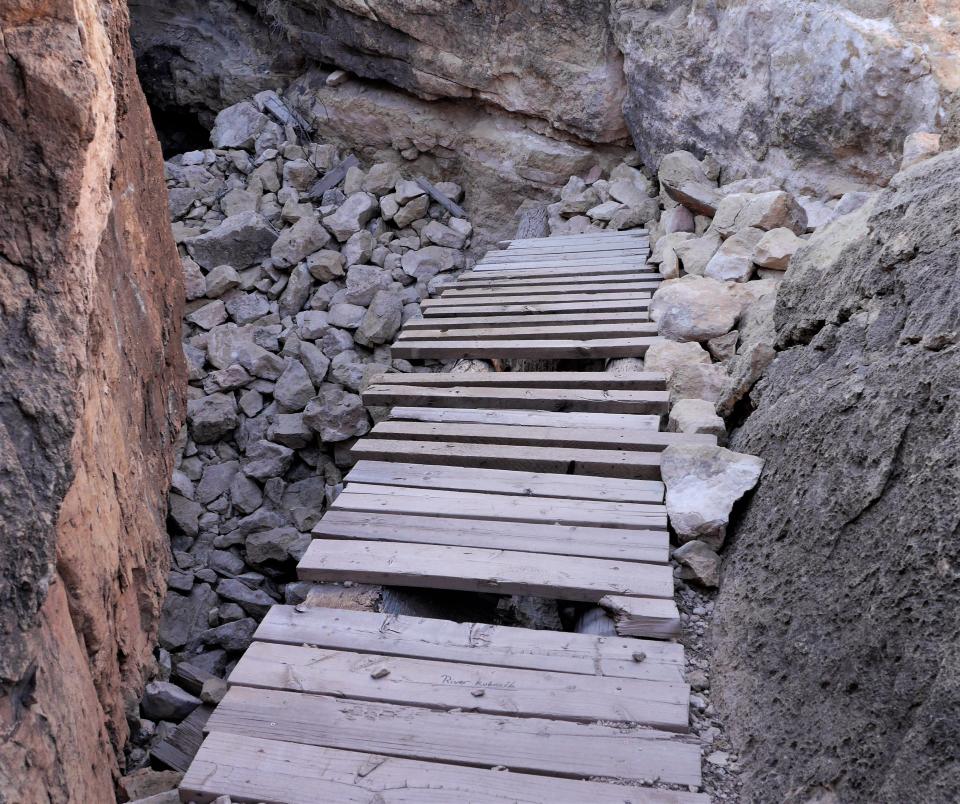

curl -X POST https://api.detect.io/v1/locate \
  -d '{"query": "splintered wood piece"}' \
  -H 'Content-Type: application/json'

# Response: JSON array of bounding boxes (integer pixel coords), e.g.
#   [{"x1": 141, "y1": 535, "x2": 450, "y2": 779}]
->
[
  {"x1": 368, "y1": 370, "x2": 666, "y2": 390},
  {"x1": 298, "y1": 540, "x2": 674, "y2": 601},
  {"x1": 332, "y1": 483, "x2": 667, "y2": 530},
  {"x1": 255, "y1": 607, "x2": 684, "y2": 681},
  {"x1": 229, "y1": 642, "x2": 688, "y2": 728},
  {"x1": 600, "y1": 595, "x2": 683, "y2": 639},
  {"x1": 369, "y1": 420, "x2": 715, "y2": 451},
  {"x1": 345, "y1": 459, "x2": 665, "y2": 502},
  {"x1": 388, "y1": 406, "x2": 662, "y2": 431},
  {"x1": 362, "y1": 385, "x2": 669, "y2": 414},
  {"x1": 313, "y1": 509, "x2": 667, "y2": 563},
  {"x1": 416, "y1": 175, "x2": 467, "y2": 218},
  {"x1": 207, "y1": 687, "x2": 701, "y2": 786}
]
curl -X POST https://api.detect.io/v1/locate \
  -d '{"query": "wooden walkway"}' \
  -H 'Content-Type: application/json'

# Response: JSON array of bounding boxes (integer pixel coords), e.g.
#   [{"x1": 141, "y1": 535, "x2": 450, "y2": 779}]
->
[{"x1": 181, "y1": 230, "x2": 709, "y2": 802}]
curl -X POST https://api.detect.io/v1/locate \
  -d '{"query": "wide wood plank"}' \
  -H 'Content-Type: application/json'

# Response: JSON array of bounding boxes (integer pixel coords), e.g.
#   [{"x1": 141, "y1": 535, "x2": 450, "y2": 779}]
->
[
  {"x1": 421, "y1": 299, "x2": 651, "y2": 316},
  {"x1": 298, "y1": 540, "x2": 674, "y2": 601},
  {"x1": 346, "y1": 460, "x2": 665, "y2": 502},
  {"x1": 404, "y1": 311, "x2": 652, "y2": 328},
  {"x1": 391, "y1": 338, "x2": 659, "y2": 360},
  {"x1": 362, "y1": 385, "x2": 669, "y2": 413},
  {"x1": 461, "y1": 264, "x2": 653, "y2": 280},
  {"x1": 369, "y1": 370, "x2": 666, "y2": 390},
  {"x1": 474, "y1": 260, "x2": 651, "y2": 274},
  {"x1": 458, "y1": 272, "x2": 657, "y2": 287},
  {"x1": 485, "y1": 243, "x2": 650, "y2": 259},
  {"x1": 256, "y1": 607, "x2": 683, "y2": 681},
  {"x1": 350, "y1": 438, "x2": 664, "y2": 478},
  {"x1": 421, "y1": 292, "x2": 651, "y2": 307},
  {"x1": 388, "y1": 406, "x2": 663, "y2": 431},
  {"x1": 500, "y1": 231, "x2": 647, "y2": 247},
  {"x1": 370, "y1": 420, "x2": 714, "y2": 452},
  {"x1": 439, "y1": 282, "x2": 659, "y2": 298},
  {"x1": 601, "y1": 595, "x2": 684, "y2": 639},
  {"x1": 396, "y1": 323, "x2": 659, "y2": 342},
  {"x1": 332, "y1": 484, "x2": 667, "y2": 530},
  {"x1": 208, "y1": 688, "x2": 701, "y2": 787},
  {"x1": 183, "y1": 732, "x2": 707, "y2": 804},
  {"x1": 229, "y1": 641, "x2": 688, "y2": 728},
  {"x1": 314, "y1": 509, "x2": 668, "y2": 563}
]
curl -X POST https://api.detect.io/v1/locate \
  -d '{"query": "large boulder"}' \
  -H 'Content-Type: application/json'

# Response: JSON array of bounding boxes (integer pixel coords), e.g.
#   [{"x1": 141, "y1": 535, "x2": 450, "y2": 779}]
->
[
  {"x1": 649, "y1": 276, "x2": 741, "y2": 342},
  {"x1": 713, "y1": 148, "x2": 960, "y2": 800},
  {"x1": 185, "y1": 211, "x2": 278, "y2": 269}
]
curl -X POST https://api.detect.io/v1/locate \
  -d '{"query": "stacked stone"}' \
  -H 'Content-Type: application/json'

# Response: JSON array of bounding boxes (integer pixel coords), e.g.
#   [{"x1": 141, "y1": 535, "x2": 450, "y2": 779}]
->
[{"x1": 128, "y1": 93, "x2": 472, "y2": 770}]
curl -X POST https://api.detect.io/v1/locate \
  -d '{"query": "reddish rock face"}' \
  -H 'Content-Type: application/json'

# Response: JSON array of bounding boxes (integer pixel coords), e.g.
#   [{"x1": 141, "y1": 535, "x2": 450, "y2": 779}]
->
[{"x1": 0, "y1": 2, "x2": 184, "y2": 801}]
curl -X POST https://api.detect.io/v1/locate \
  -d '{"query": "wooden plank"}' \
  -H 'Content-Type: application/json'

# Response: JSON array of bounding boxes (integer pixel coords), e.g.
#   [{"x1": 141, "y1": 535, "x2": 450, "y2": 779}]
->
[
  {"x1": 345, "y1": 460, "x2": 665, "y2": 502},
  {"x1": 388, "y1": 406, "x2": 662, "y2": 431},
  {"x1": 306, "y1": 154, "x2": 359, "y2": 199},
  {"x1": 439, "y1": 281, "x2": 660, "y2": 298},
  {"x1": 391, "y1": 338, "x2": 659, "y2": 360},
  {"x1": 362, "y1": 385, "x2": 669, "y2": 414},
  {"x1": 475, "y1": 258, "x2": 650, "y2": 272},
  {"x1": 370, "y1": 420, "x2": 715, "y2": 452},
  {"x1": 299, "y1": 540, "x2": 674, "y2": 601},
  {"x1": 150, "y1": 704, "x2": 213, "y2": 772},
  {"x1": 207, "y1": 687, "x2": 702, "y2": 787},
  {"x1": 369, "y1": 370, "x2": 666, "y2": 390},
  {"x1": 421, "y1": 299, "x2": 651, "y2": 316},
  {"x1": 182, "y1": 732, "x2": 708, "y2": 804},
  {"x1": 486, "y1": 242, "x2": 650, "y2": 258},
  {"x1": 601, "y1": 595, "x2": 683, "y2": 639},
  {"x1": 406, "y1": 311, "x2": 651, "y2": 328},
  {"x1": 416, "y1": 175, "x2": 468, "y2": 218},
  {"x1": 314, "y1": 509, "x2": 668, "y2": 563},
  {"x1": 460, "y1": 272, "x2": 657, "y2": 286},
  {"x1": 332, "y1": 484, "x2": 668, "y2": 530},
  {"x1": 396, "y1": 323, "x2": 659, "y2": 342},
  {"x1": 500, "y1": 231, "x2": 647, "y2": 247},
  {"x1": 350, "y1": 438, "x2": 664, "y2": 478},
  {"x1": 460, "y1": 264, "x2": 653, "y2": 279},
  {"x1": 256, "y1": 606, "x2": 683, "y2": 681},
  {"x1": 229, "y1": 641, "x2": 688, "y2": 727},
  {"x1": 422, "y1": 292, "x2": 652, "y2": 307}
]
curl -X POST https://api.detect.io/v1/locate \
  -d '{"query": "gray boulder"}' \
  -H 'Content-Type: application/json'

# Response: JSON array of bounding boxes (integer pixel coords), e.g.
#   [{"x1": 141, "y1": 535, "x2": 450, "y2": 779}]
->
[
  {"x1": 186, "y1": 393, "x2": 238, "y2": 443},
  {"x1": 210, "y1": 102, "x2": 267, "y2": 150},
  {"x1": 185, "y1": 211, "x2": 277, "y2": 269},
  {"x1": 303, "y1": 384, "x2": 370, "y2": 441},
  {"x1": 140, "y1": 681, "x2": 201, "y2": 722},
  {"x1": 355, "y1": 289, "x2": 403, "y2": 347}
]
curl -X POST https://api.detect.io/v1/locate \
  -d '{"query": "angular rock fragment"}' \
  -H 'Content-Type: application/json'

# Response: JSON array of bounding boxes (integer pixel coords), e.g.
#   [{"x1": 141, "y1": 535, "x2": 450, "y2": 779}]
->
[
  {"x1": 650, "y1": 276, "x2": 741, "y2": 342},
  {"x1": 185, "y1": 211, "x2": 278, "y2": 269},
  {"x1": 673, "y1": 540, "x2": 721, "y2": 587}
]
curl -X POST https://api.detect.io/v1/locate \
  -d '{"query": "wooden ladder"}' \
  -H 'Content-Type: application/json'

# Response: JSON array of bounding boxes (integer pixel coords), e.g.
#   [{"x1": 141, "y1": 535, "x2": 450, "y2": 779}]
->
[{"x1": 180, "y1": 230, "x2": 709, "y2": 802}]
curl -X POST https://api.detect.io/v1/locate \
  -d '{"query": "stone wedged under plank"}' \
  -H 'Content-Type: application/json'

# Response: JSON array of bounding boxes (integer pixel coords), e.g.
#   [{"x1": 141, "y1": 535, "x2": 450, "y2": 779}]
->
[
  {"x1": 345, "y1": 460, "x2": 666, "y2": 502},
  {"x1": 255, "y1": 606, "x2": 684, "y2": 682},
  {"x1": 298, "y1": 540, "x2": 675, "y2": 602},
  {"x1": 228, "y1": 641, "x2": 689, "y2": 729}
]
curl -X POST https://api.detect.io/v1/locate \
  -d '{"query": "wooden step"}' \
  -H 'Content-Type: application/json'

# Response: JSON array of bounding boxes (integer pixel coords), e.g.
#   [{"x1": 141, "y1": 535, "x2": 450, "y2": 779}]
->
[
  {"x1": 458, "y1": 271, "x2": 658, "y2": 287},
  {"x1": 404, "y1": 311, "x2": 653, "y2": 328},
  {"x1": 369, "y1": 420, "x2": 715, "y2": 452},
  {"x1": 207, "y1": 687, "x2": 701, "y2": 787},
  {"x1": 601, "y1": 595, "x2": 684, "y2": 638},
  {"x1": 499, "y1": 231, "x2": 648, "y2": 247},
  {"x1": 331, "y1": 484, "x2": 668, "y2": 530},
  {"x1": 369, "y1": 370, "x2": 667, "y2": 390},
  {"x1": 421, "y1": 299, "x2": 651, "y2": 316},
  {"x1": 421, "y1": 291, "x2": 651, "y2": 307},
  {"x1": 182, "y1": 732, "x2": 708, "y2": 804},
  {"x1": 396, "y1": 322, "x2": 659, "y2": 342},
  {"x1": 256, "y1": 607, "x2": 684, "y2": 681},
  {"x1": 391, "y1": 338, "x2": 660, "y2": 360},
  {"x1": 484, "y1": 244, "x2": 650, "y2": 260},
  {"x1": 299, "y1": 540, "x2": 674, "y2": 602},
  {"x1": 461, "y1": 264, "x2": 653, "y2": 279},
  {"x1": 350, "y1": 438, "x2": 664, "y2": 478},
  {"x1": 439, "y1": 281, "x2": 660, "y2": 298},
  {"x1": 362, "y1": 385, "x2": 669, "y2": 414},
  {"x1": 345, "y1": 460, "x2": 665, "y2": 502},
  {"x1": 229, "y1": 641, "x2": 688, "y2": 728},
  {"x1": 388, "y1": 406, "x2": 662, "y2": 431}
]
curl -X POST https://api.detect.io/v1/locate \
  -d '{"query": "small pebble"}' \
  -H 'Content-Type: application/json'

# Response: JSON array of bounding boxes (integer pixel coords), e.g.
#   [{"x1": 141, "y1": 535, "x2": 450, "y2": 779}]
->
[
  {"x1": 369, "y1": 667, "x2": 390, "y2": 679},
  {"x1": 471, "y1": 689, "x2": 485, "y2": 697}
]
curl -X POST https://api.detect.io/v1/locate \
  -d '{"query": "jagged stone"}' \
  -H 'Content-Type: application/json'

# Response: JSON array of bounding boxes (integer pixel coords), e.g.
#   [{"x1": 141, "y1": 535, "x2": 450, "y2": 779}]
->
[
  {"x1": 323, "y1": 192, "x2": 378, "y2": 241},
  {"x1": 303, "y1": 384, "x2": 370, "y2": 441},
  {"x1": 185, "y1": 211, "x2": 278, "y2": 269},
  {"x1": 187, "y1": 393, "x2": 238, "y2": 442},
  {"x1": 306, "y1": 249, "x2": 346, "y2": 281},
  {"x1": 210, "y1": 102, "x2": 267, "y2": 150},
  {"x1": 241, "y1": 439, "x2": 294, "y2": 481},
  {"x1": 673, "y1": 540, "x2": 721, "y2": 587},
  {"x1": 643, "y1": 340, "x2": 711, "y2": 379},
  {"x1": 668, "y1": 363, "x2": 729, "y2": 405},
  {"x1": 753, "y1": 227, "x2": 802, "y2": 270},
  {"x1": 673, "y1": 231, "x2": 722, "y2": 276},
  {"x1": 705, "y1": 227, "x2": 765, "y2": 282},
  {"x1": 401, "y1": 246, "x2": 464, "y2": 281},
  {"x1": 140, "y1": 681, "x2": 201, "y2": 722},
  {"x1": 158, "y1": 584, "x2": 219, "y2": 650},
  {"x1": 273, "y1": 360, "x2": 315, "y2": 411},
  {"x1": 712, "y1": 191, "x2": 808, "y2": 237},
  {"x1": 650, "y1": 276, "x2": 741, "y2": 342},
  {"x1": 271, "y1": 214, "x2": 331, "y2": 268},
  {"x1": 224, "y1": 291, "x2": 270, "y2": 325},
  {"x1": 355, "y1": 289, "x2": 403, "y2": 347},
  {"x1": 668, "y1": 398, "x2": 726, "y2": 439},
  {"x1": 245, "y1": 527, "x2": 312, "y2": 567}
]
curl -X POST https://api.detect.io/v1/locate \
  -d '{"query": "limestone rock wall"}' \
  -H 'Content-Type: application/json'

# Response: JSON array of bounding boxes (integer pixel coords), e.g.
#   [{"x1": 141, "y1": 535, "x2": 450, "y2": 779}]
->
[
  {"x1": 713, "y1": 149, "x2": 960, "y2": 801},
  {"x1": 0, "y1": 2, "x2": 185, "y2": 801}
]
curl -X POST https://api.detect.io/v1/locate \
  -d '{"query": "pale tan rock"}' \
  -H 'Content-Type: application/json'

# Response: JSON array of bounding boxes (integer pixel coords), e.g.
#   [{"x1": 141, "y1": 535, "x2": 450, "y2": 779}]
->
[
  {"x1": 705, "y1": 227, "x2": 765, "y2": 282},
  {"x1": 661, "y1": 444, "x2": 764, "y2": 548},
  {"x1": 644, "y1": 340, "x2": 711, "y2": 379},
  {"x1": 713, "y1": 191, "x2": 808, "y2": 237},
  {"x1": 668, "y1": 398, "x2": 726, "y2": 440},
  {"x1": 649, "y1": 231, "x2": 694, "y2": 265},
  {"x1": 674, "y1": 231, "x2": 722, "y2": 276},
  {"x1": 901, "y1": 131, "x2": 941, "y2": 171},
  {"x1": 673, "y1": 540, "x2": 721, "y2": 587},
  {"x1": 668, "y1": 363, "x2": 729, "y2": 405},
  {"x1": 650, "y1": 276, "x2": 741, "y2": 342},
  {"x1": 753, "y1": 227, "x2": 803, "y2": 270},
  {"x1": 707, "y1": 331, "x2": 740, "y2": 362},
  {"x1": 659, "y1": 245, "x2": 681, "y2": 279},
  {"x1": 662, "y1": 205, "x2": 695, "y2": 234}
]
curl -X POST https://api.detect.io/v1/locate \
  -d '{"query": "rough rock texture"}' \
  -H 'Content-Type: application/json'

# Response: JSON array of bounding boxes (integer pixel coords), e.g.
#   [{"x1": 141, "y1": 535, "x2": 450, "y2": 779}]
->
[
  {"x1": 611, "y1": 0, "x2": 959, "y2": 193},
  {"x1": 714, "y1": 149, "x2": 960, "y2": 800},
  {"x1": 0, "y1": 3, "x2": 184, "y2": 801}
]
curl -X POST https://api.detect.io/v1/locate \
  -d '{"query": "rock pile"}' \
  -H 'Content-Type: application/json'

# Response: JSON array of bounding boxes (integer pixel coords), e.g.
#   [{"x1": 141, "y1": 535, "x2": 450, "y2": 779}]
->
[{"x1": 126, "y1": 92, "x2": 472, "y2": 771}]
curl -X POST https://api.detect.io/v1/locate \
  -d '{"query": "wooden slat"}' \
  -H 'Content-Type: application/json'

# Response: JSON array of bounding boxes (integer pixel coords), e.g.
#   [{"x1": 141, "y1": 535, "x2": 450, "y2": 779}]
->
[
  {"x1": 332, "y1": 484, "x2": 667, "y2": 530},
  {"x1": 350, "y1": 438, "x2": 664, "y2": 478},
  {"x1": 207, "y1": 688, "x2": 702, "y2": 787},
  {"x1": 183, "y1": 732, "x2": 708, "y2": 804},
  {"x1": 370, "y1": 420, "x2": 715, "y2": 452},
  {"x1": 439, "y1": 282, "x2": 659, "y2": 298},
  {"x1": 404, "y1": 311, "x2": 652, "y2": 328},
  {"x1": 397, "y1": 323, "x2": 659, "y2": 342},
  {"x1": 256, "y1": 607, "x2": 683, "y2": 681},
  {"x1": 362, "y1": 385, "x2": 668, "y2": 414},
  {"x1": 459, "y1": 272, "x2": 656, "y2": 287},
  {"x1": 421, "y1": 299, "x2": 651, "y2": 316},
  {"x1": 485, "y1": 243, "x2": 650, "y2": 258},
  {"x1": 391, "y1": 338, "x2": 659, "y2": 360},
  {"x1": 314, "y1": 509, "x2": 668, "y2": 563},
  {"x1": 474, "y1": 260, "x2": 650, "y2": 273},
  {"x1": 600, "y1": 595, "x2": 684, "y2": 639},
  {"x1": 369, "y1": 371, "x2": 666, "y2": 390},
  {"x1": 421, "y1": 292, "x2": 651, "y2": 307},
  {"x1": 299, "y1": 540, "x2": 674, "y2": 601},
  {"x1": 500, "y1": 231, "x2": 648, "y2": 247},
  {"x1": 388, "y1": 407, "x2": 663, "y2": 431},
  {"x1": 345, "y1": 460, "x2": 665, "y2": 502},
  {"x1": 460, "y1": 264, "x2": 653, "y2": 280},
  {"x1": 229, "y1": 642, "x2": 687, "y2": 728}
]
